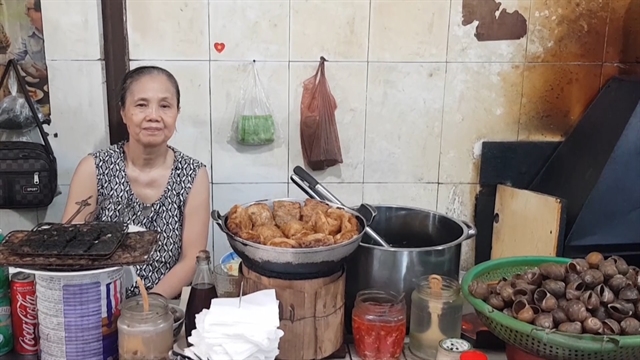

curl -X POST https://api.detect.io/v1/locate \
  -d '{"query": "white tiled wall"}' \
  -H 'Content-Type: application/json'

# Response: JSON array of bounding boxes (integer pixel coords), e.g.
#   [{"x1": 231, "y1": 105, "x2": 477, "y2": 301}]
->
[
  {"x1": 2, "y1": 0, "x2": 625, "y2": 272},
  {"x1": 0, "y1": 0, "x2": 108, "y2": 236}
]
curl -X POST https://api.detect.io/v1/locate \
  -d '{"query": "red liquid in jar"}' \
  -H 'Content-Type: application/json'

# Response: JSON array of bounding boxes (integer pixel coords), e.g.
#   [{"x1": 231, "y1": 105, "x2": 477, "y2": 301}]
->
[
  {"x1": 352, "y1": 304, "x2": 406, "y2": 360},
  {"x1": 185, "y1": 283, "x2": 218, "y2": 345}
]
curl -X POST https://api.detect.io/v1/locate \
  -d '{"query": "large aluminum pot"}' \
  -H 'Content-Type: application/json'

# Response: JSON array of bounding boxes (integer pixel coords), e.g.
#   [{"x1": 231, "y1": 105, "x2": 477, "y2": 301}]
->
[
  {"x1": 211, "y1": 198, "x2": 374, "y2": 280},
  {"x1": 345, "y1": 205, "x2": 476, "y2": 333}
]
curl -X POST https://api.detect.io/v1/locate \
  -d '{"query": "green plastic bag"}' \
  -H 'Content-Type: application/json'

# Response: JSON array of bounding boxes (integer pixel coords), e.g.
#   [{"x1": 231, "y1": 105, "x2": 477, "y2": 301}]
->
[{"x1": 232, "y1": 63, "x2": 277, "y2": 146}]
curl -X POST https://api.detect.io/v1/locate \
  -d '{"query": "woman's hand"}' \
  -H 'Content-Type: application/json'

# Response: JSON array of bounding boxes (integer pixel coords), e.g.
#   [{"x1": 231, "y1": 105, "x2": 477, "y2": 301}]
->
[{"x1": 151, "y1": 167, "x2": 211, "y2": 299}]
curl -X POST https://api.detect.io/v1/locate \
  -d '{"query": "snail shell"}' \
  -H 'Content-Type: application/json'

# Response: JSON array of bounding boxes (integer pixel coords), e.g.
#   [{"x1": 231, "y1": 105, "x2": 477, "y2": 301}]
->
[
  {"x1": 594, "y1": 284, "x2": 615, "y2": 305},
  {"x1": 551, "y1": 308, "x2": 569, "y2": 326},
  {"x1": 566, "y1": 300, "x2": 590, "y2": 322},
  {"x1": 599, "y1": 259, "x2": 619, "y2": 280},
  {"x1": 557, "y1": 297, "x2": 569, "y2": 312},
  {"x1": 499, "y1": 283, "x2": 516, "y2": 304},
  {"x1": 586, "y1": 252, "x2": 604, "y2": 269},
  {"x1": 534, "y1": 288, "x2": 558, "y2": 312},
  {"x1": 618, "y1": 285, "x2": 640, "y2": 303},
  {"x1": 580, "y1": 269, "x2": 604, "y2": 289},
  {"x1": 468, "y1": 280, "x2": 491, "y2": 300},
  {"x1": 558, "y1": 321, "x2": 583, "y2": 334},
  {"x1": 511, "y1": 287, "x2": 533, "y2": 304},
  {"x1": 583, "y1": 317, "x2": 604, "y2": 335},
  {"x1": 625, "y1": 268, "x2": 638, "y2": 287},
  {"x1": 603, "y1": 319, "x2": 621, "y2": 335},
  {"x1": 514, "y1": 280, "x2": 538, "y2": 294},
  {"x1": 533, "y1": 312, "x2": 554, "y2": 330},
  {"x1": 610, "y1": 256, "x2": 629, "y2": 276},
  {"x1": 542, "y1": 279, "x2": 566, "y2": 299},
  {"x1": 607, "y1": 274, "x2": 630, "y2": 294},
  {"x1": 524, "y1": 269, "x2": 543, "y2": 287},
  {"x1": 607, "y1": 301, "x2": 634, "y2": 322},
  {"x1": 568, "y1": 259, "x2": 589, "y2": 275},
  {"x1": 565, "y1": 272, "x2": 581, "y2": 284},
  {"x1": 580, "y1": 290, "x2": 600, "y2": 311},
  {"x1": 487, "y1": 294, "x2": 506, "y2": 310},
  {"x1": 496, "y1": 278, "x2": 512, "y2": 294},
  {"x1": 512, "y1": 299, "x2": 536, "y2": 324},
  {"x1": 628, "y1": 266, "x2": 640, "y2": 287},
  {"x1": 566, "y1": 280, "x2": 586, "y2": 301},
  {"x1": 503, "y1": 308, "x2": 515, "y2": 318},
  {"x1": 590, "y1": 306, "x2": 609, "y2": 322},
  {"x1": 621, "y1": 317, "x2": 640, "y2": 335},
  {"x1": 539, "y1": 263, "x2": 566, "y2": 281}
]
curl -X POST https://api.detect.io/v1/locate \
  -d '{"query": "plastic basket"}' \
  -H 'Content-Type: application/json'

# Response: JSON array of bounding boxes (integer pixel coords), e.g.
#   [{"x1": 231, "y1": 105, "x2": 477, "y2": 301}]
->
[{"x1": 461, "y1": 256, "x2": 640, "y2": 360}]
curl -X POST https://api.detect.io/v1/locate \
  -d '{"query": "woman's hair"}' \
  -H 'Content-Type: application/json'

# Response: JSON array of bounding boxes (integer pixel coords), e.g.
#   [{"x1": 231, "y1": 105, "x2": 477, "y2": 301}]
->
[{"x1": 118, "y1": 66, "x2": 181, "y2": 108}]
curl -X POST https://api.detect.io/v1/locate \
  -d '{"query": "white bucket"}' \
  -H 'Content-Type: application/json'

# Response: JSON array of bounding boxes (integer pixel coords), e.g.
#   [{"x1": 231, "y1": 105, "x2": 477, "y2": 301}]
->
[{"x1": 35, "y1": 267, "x2": 124, "y2": 360}]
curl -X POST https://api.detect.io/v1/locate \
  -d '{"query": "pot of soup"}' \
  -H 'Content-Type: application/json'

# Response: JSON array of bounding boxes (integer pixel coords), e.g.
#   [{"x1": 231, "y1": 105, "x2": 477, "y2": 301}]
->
[{"x1": 344, "y1": 205, "x2": 476, "y2": 333}]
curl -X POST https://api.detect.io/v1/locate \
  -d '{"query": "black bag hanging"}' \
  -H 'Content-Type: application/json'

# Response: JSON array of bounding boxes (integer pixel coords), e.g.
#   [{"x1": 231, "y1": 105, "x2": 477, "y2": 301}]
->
[{"x1": 0, "y1": 59, "x2": 57, "y2": 209}]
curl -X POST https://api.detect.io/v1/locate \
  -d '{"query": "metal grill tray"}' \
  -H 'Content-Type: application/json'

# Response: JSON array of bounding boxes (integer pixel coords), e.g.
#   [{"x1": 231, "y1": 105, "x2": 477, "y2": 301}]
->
[{"x1": 3, "y1": 222, "x2": 128, "y2": 259}]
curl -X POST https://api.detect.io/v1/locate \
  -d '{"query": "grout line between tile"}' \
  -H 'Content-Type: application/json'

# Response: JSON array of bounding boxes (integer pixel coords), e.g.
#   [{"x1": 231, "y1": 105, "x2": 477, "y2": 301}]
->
[
  {"x1": 435, "y1": 0, "x2": 454, "y2": 202},
  {"x1": 600, "y1": 0, "x2": 613, "y2": 86},
  {"x1": 207, "y1": 0, "x2": 215, "y2": 255},
  {"x1": 516, "y1": 0, "x2": 533, "y2": 140},
  {"x1": 361, "y1": 0, "x2": 372, "y2": 195},
  {"x1": 287, "y1": 0, "x2": 292, "y2": 196},
  {"x1": 124, "y1": 58, "x2": 607, "y2": 65}
]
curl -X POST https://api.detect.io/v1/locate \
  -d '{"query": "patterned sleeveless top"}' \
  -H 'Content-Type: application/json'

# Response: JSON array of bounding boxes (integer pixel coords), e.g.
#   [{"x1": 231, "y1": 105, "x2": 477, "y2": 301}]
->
[{"x1": 91, "y1": 142, "x2": 205, "y2": 298}]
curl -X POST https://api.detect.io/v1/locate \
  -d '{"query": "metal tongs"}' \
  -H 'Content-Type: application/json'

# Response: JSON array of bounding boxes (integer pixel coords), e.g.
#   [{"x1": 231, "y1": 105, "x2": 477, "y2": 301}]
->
[{"x1": 290, "y1": 166, "x2": 391, "y2": 248}]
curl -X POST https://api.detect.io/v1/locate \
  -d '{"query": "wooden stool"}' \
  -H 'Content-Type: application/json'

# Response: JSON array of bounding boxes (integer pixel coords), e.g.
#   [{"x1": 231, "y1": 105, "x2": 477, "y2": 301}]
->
[{"x1": 242, "y1": 264, "x2": 345, "y2": 360}]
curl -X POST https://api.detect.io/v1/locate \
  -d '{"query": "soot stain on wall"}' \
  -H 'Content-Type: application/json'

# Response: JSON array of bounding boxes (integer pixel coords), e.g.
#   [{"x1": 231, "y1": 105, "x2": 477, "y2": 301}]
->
[
  {"x1": 462, "y1": 0, "x2": 528, "y2": 41},
  {"x1": 516, "y1": 0, "x2": 610, "y2": 139}
]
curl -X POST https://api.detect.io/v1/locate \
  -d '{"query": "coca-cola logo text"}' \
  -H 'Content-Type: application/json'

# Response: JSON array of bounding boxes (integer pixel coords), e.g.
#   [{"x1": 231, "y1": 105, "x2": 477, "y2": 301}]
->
[{"x1": 16, "y1": 292, "x2": 38, "y2": 351}]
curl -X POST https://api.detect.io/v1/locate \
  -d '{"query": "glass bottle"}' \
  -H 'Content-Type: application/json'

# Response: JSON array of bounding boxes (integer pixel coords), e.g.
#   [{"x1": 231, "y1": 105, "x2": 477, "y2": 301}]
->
[
  {"x1": 184, "y1": 250, "x2": 217, "y2": 346},
  {"x1": 409, "y1": 275, "x2": 463, "y2": 360},
  {"x1": 118, "y1": 294, "x2": 174, "y2": 360},
  {"x1": 352, "y1": 289, "x2": 406, "y2": 360}
]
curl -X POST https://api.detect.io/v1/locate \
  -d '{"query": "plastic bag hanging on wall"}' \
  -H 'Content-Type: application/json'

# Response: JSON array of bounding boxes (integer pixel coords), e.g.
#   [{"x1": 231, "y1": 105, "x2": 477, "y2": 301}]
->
[
  {"x1": 231, "y1": 61, "x2": 279, "y2": 146},
  {"x1": 299, "y1": 57, "x2": 343, "y2": 171}
]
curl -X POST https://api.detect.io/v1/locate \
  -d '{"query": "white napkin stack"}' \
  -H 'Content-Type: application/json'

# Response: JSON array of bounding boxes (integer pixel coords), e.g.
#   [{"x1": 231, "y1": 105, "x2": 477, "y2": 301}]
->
[{"x1": 185, "y1": 289, "x2": 284, "y2": 360}]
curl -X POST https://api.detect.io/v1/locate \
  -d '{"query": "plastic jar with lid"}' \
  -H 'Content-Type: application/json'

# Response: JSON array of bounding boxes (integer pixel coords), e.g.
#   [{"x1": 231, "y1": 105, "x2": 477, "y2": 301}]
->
[
  {"x1": 409, "y1": 275, "x2": 464, "y2": 359},
  {"x1": 118, "y1": 294, "x2": 174, "y2": 360},
  {"x1": 352, "y1": 289, "x2": 406, "y2": 360}
]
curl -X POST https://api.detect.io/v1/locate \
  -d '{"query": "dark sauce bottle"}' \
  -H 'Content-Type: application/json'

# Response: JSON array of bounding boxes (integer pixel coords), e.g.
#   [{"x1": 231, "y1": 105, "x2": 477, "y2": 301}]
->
[{"x1": 184, "y1": 250, "x2": 218, "y2": 346}]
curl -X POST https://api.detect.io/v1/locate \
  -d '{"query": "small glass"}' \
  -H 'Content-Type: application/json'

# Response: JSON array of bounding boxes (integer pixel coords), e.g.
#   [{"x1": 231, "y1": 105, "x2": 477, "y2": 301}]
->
[
  {"x1": 409, "y1": 275, "x2": 463, "y2": 360},
  {"x1": 118, "y1": 294, "x2": 174, "y2": 360},
  {"x1": 213, "y1": 263, "x2": 242, "y2": 298},
  {"x1": 352, "y1": 290, "x2": 406, "y2": 360}
]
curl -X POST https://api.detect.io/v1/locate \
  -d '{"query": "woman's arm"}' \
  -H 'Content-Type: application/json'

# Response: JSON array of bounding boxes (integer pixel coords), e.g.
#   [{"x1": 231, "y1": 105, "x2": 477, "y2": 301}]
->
[
  {"x1": 61, "y1": 155, "x2": 99, "y2": 223},
  {"x1": 151, "y1": 167, "x2": 211, "y2": 299}
]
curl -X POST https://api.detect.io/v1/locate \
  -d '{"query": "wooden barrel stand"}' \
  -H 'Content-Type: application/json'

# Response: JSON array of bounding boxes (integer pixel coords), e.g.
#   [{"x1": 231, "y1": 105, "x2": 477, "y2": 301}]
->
[{"x1": 241, "y1": 265, "x2": 346, "y2": 360}]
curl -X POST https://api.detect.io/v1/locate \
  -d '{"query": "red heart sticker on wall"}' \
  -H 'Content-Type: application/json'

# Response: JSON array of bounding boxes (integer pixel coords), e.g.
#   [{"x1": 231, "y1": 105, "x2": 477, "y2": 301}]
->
[{"x1": 214, "y1": 42, "x2": 226, "y2": 53}]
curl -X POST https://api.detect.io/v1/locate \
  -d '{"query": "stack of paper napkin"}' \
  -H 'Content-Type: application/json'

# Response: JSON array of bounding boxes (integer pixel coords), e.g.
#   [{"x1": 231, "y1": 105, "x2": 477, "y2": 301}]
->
[{"x1": 185, "y1": 289, "x2": 284, "y2": 360}]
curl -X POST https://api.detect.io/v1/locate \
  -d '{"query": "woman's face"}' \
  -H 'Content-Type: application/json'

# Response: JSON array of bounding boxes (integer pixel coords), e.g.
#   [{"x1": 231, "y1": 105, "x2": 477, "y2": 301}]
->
[{"x1": 121, "y1": 74, "x2": 179, "y2": 148}]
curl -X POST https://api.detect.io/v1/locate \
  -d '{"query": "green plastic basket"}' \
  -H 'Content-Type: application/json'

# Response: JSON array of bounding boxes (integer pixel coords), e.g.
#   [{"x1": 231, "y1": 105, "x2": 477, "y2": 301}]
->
[{"x1": 461, "y1": 256, "x2": 640, "y2": 360}]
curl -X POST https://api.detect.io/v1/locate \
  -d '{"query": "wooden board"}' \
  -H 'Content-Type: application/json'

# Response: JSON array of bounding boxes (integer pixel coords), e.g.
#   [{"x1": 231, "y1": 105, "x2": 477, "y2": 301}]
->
[
  {"x1": 0, "y1": 230, "x2": 159, "y2": 270},
  {"x1": 491, "y1": 185, "x2": 566, "y2": 259}
]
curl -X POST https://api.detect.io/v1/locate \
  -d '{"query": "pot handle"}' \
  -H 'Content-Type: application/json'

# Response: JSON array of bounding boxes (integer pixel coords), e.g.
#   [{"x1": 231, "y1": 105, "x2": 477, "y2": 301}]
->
[
  {"x1": 210, "y1": 210, "x2": 225, "y2": 231},
  {"x1": 461, "y1": 219, "x2": 477, "y2": 240},
  {"x1": 353, "y1": 203, "x2": 377, "y2": 226}
]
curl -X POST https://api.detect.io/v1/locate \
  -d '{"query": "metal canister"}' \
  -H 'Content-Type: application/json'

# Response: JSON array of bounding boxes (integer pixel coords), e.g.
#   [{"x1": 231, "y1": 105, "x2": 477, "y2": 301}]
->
[
  {"x1": 435, "y1": 338, "x2": 472, "y2": 360},
  {"x1": 10, "y1": 272, "x2": 38, "y2": 354}
]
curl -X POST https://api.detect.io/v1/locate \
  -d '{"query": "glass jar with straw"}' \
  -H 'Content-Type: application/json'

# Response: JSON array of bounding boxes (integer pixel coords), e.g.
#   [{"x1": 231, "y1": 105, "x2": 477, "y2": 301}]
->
[{"x1": 118, "y1": 278, "x2": 173, "y2": 360}]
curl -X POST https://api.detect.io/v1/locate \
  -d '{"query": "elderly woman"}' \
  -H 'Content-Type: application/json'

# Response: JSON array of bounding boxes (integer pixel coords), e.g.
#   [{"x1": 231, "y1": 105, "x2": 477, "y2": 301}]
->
[{"x1": 62, "y1": 66, "x2": 210, "y2": 299}]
